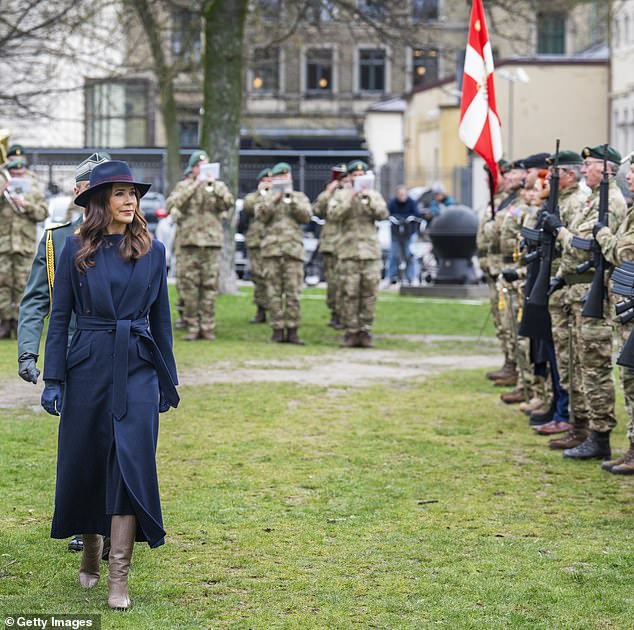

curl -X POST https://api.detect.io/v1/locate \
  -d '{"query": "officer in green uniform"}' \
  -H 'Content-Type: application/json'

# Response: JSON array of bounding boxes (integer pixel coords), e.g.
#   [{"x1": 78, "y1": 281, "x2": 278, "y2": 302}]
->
[
  {"x1": 17, "y1": 152, "x2": 109, "y2": 553},
  {"x1": 242, "y1": 168, "x2": 272, "y2": 324}
]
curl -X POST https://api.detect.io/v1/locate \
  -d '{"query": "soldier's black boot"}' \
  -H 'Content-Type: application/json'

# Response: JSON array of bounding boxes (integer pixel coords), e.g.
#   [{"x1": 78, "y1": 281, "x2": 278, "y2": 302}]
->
[
  {"x1": 563, "y1": 430, "x2": 611, "y2": 460},
  {"x1": 270, "y1": 328, "x2": 285, "y2": 343},
  {"x1": 250, "y1": 306, "x2": 266, "y2": 324},
  {"x1": 285, "y1": 328, "x2": 305, "y2": 345}
]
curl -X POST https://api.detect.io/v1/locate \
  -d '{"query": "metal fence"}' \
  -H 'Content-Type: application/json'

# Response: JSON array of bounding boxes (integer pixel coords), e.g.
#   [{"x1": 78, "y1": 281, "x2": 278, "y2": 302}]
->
[{"x1": 28, "y1": 148, "x2": 371, "y2": 202}]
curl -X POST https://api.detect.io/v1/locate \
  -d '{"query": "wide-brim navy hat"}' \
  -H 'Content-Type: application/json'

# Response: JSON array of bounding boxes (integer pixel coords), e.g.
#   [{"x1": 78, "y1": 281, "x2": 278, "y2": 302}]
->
[{"x1": 74, "y1": 160, "x2": 151, "y2": 208}]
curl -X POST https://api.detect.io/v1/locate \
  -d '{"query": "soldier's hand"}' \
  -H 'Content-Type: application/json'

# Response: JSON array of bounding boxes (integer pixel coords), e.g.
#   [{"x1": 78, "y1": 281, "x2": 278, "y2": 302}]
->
[
  {"x1": 501, "y1": 268, "x2": 519, "y2": 283},
  {"x1": 592, "y1": 221, "x2": 608, "y2": 238},
  {"x1": 543, "y1": 213, "x2": 563, "y2": 235},
  {"x1": 18, "y1": 352, "x2": 40, "y2": 384}
]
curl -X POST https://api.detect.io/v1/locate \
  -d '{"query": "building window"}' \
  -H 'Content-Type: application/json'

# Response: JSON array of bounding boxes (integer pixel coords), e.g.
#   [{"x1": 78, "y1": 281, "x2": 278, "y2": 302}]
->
[
  {"x1": 537, "y1": 11, "x2": 566, "y2": 54},
  {"x1": 179, "y1": 121, "x2": 199, "y2": 148},
  {"x1": 250, "y1": 47, "x2": 279, "y2": 93},
  {"x1": 306, "y1": 0, "x2": 335, "y2": 22},
  {"x1": 85, "y1": 80, "x2": 149, "y2": 147},
  {"x1": 359, "y1": 49, "x2": 385, "y2": 92},
  {"x1": 412, "y1": 0, "x2": 439, "y2": 21},
  {"x1": 171, "y1": 8, "x2": 201, "y2": 60},
  {"x1": 358, "y1": 0, "x2": 385, "y2": 20},
  {"x1": 412, "y1": 48, "x2": 439, "y2": 86},
  {"x1": 306, "y1": 48, "x2": 333, "y2": 94}
]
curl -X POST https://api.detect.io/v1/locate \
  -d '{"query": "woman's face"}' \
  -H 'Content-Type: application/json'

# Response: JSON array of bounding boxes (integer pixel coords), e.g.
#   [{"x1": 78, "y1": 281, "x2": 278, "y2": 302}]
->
[{"x1": 108, "y1": 184, "x2": 138, "y2": 231}]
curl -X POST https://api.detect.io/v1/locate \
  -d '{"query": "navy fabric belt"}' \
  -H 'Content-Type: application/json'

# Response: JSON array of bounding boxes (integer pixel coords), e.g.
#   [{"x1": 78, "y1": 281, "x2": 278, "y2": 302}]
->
[{"x1": 75, "y1": 315, "x2": 179, "y2": 421}]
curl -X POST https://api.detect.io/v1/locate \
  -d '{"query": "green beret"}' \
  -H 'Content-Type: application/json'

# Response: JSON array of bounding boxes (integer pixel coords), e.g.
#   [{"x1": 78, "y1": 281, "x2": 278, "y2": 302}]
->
[
  {"x1": 546, "y1": 150, "x2": 583, "y2": 166},
  {"x1": 346, "y1": 160, "x2": 368, "y2": 173},
  {"x1": 7, "y1": 158, "x2": 26, "y2": 169},
  {"x1": 271, "y1": 162, "x2": 292, "y2": 176},
  {"x1": 256, "y1": 168, "x2": 272, "y2": 181},
  {"x1": 7, "y1": 144, "x2": 25, "y2": 157},
  {"x1": 515, "y1": 153, "x2": 550, "y2": 170},
  {"x1": 498, "y1": 159, "x2": 510, "y2": 174},
  {"x1": 581, "y1": 145, "x2": 622, "y2": 165},
  {"x1": 187, "y1": 149, "x2": 209, "y2": 170}
]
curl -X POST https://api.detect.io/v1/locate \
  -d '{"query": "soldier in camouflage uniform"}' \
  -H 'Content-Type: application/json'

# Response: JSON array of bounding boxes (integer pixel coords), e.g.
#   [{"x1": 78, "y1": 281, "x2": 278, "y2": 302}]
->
[
  {"x1": 257, "y1": 162, "x2": 311, "y2": 344},
  {"x1": 544, "y1": 145, "x2": 628, "y2": 460},
  {"x1": 313, "y1": 163, "x2": 346, "y2": 329},
  {"x1": 327, "y1": 160, "x2": 388, "y2": 348},
  {"x1": 242, "y1": 168, "x2": 272, "y2": 324},
  {"x1": 588, "y1": 154, "x2": 634, "y2": 473},
  {"x1": 0, "y1": 147, "x2": 48, "y2": 338},
  {"x1": 166, "y1": 150, "x2": 234, "y2": 340}
]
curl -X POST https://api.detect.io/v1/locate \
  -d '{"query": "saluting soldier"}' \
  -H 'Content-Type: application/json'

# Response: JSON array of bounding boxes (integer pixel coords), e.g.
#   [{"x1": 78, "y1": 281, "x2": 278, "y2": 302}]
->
[
  {"x1": 167, "y1": 150, "x2": 234, "y2": 341},
  {"x1": 242, "y1": 168, "x2": 272, "y2": 324},
  {"x1": 544, "y1": 145, "x2": 628, "y2": 461},
  {"x1": 256, "y1": 162, "x2": 311, "y2": 344},
  {"x1": 327, "y1": 160, "x2": 388, "y2": 348},
  {"x1": 0, "y1": 144, "x2": 48, "y2": 338},
  {"x1": 313, "y1": 163, "x2": 346, "y2": 329}
]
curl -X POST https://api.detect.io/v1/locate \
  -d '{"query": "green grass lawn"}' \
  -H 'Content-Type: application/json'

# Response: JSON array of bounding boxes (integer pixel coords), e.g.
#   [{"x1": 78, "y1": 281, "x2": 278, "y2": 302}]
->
[{"x1": 1, "y1": 287, "x2": 632, "y2": 629}]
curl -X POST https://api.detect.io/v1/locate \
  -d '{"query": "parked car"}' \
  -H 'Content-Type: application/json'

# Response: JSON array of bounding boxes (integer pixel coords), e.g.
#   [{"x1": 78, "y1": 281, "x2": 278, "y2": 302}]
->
[{"x1": 140, "y1": 191, "x2": 166, "y2": 234}]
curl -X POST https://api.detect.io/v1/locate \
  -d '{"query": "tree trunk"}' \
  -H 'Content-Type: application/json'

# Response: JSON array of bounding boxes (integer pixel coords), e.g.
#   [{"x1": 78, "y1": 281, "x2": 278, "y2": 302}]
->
[{"x1": 201, "y1": 0, "x2": 248, "y2": 294}]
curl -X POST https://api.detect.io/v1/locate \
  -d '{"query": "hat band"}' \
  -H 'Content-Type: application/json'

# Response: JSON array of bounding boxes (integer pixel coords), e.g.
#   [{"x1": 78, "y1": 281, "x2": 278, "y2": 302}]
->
[{"x1": 91, "y1": 175, "x2": 136, "y2": 187}]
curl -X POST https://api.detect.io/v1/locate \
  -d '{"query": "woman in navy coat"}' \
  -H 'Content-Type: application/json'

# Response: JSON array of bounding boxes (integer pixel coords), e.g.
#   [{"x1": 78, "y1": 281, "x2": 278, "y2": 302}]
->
[{"x1": 41, "y1": 161, "x2": 179, "y2": 609}]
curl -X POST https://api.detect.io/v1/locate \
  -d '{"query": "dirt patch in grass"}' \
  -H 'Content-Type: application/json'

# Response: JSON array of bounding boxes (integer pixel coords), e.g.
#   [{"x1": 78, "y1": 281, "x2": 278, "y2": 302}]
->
[{"x1": 2, "y1": 334, "x2": 500, "y2": 408}]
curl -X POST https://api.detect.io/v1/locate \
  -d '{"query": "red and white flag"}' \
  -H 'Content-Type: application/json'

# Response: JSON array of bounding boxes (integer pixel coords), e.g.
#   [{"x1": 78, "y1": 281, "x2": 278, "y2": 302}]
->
[{"x1": 459, "y1": 0, "x2": 503, "y2": 192}]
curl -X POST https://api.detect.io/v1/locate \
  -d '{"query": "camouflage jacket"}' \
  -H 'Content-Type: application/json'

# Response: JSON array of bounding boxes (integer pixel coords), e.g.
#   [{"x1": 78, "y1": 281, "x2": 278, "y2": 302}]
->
[
  {"x1": 256, "y1": 190, "x2": 311, "y2": 260},
  {"x1": 166, "y1": 177, "x2": 234, "y2": 248},
  {"x1": 499, "y1": 199, "x2": 526, "y2": 259},
  {"x1": 0, "y1": 170, "x2": 48, "y2": 255},
  {"x1": 327, "y1": 188, "x2": 388, "y2": 260},
  {"x1": 556, "y1": 181, "x2": 627, "y2": 277},
  {"x1": 313, "y1": 188, "x2": 341, "y2": 254},
  {"x1": 594, "y1": 192, "x2": 634, "y2": 267},
  {"x1": 242, "y1": 190, "x2": 268, "y2": 249}
]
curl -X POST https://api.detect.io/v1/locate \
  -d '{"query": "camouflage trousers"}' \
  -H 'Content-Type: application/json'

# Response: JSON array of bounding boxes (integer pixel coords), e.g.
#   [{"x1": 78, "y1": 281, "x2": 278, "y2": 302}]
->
[
  {"x1": 322, "y1": 252, "x2": 338, "y2": 314},
  {"x1": 499, "y1": 277, "x2": 532, "y2": 389},
  {"x1": 262, "y1": 255, "x2": 304, "y2": 330},
  {"x1": 338, "y1": 258, "x2": 381, "y2": 334},
  {"x1": 486, "y1": 274, "x2": 508, "y2": 359},
  {"x1": 569, "y1": 284, "x2": 615, "y2": 432},
  {"x1": 248, "y1": 246, "x2": 267, "y2": 309},
  {"x1": 0, "y1": 251, "x2": 32, "y2": 320},
  {"x1": 616, "y1": 321, "x2": 634, "y2": 441},
  {"x1": 494, "y1": 275, "x2": 517, "y2": 364},
  {"x1": 550, "y1": 286, "x2": 589, "y2": 425},
  {"x1": 178, "y1": 245, "x2": 220, "y2": 336}
]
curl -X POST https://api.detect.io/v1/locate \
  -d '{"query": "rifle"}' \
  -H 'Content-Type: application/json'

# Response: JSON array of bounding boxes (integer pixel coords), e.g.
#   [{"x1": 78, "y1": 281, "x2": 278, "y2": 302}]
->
[
  {"x1": 571, "y1": 145, "x2": 610, "y2": 318},
  {"x1": 517, "y1": 140, "x2": 560, "y2": 339},
  {"x1": 611, "y1": 261, "x2": 634, "y2": 367}
]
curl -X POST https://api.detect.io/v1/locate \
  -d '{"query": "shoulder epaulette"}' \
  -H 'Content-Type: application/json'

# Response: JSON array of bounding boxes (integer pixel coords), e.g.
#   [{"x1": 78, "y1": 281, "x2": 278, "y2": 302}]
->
[{"x1": 48, "y1": 221, "x2": 72, "y2": 231}]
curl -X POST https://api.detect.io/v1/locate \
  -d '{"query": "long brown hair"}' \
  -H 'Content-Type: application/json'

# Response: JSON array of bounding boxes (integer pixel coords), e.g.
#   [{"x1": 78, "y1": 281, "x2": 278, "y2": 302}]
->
[{"x1": 75, "y1": 184, "x2": 152, "y2": 273}]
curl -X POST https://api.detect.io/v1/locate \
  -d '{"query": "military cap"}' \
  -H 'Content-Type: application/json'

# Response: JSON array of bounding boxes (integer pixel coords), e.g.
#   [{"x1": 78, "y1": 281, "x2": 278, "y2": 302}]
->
[
  {"x1": 7, "y1": 144, "x2": 25, "y2": 158},
  {"x1": 346, "y1": 159, "x2": 369, "y2": 174},
  {"x1": 187, "y1": 149, "x2": 209, "y2": 170},
  {"x1": 271, "y1": 162, "x2": 292, "y2": 176},
  {"x1": 75, "y1": 152, "x2": 111, "y2": 183},
  {"x1": 256, "y1": 167, "x2": 273, "y2": 181},
  {"x1": 581, "y1": 145, "x2": 622, "y2": 165},
  {"x1": 545, "y1": 150, "x2": 583, "y2": 166},
  {"x1": 515, "y1": 152, "x2": 550, "y2": 170}
]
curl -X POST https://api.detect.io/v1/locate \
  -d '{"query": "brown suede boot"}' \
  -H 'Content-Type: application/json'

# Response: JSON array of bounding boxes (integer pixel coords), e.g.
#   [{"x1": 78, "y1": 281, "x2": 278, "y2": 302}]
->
[
  {"x1": 493, "y1": 369, "x2": 518, "y2": 387},
  {"x1": 270, "y1": 328, "x2": 285, "y2": 343},
  {"x1": 79, "y1": 534, "x2": 104, "y2": 588},
  {"x1": 548, "y1": 428, "x2": 588, "y2": 450},
  {"x1": 486, "y1": 359, "x2": 515, "y2": 381},
  {"x1": 250, "y1": 306, "x2": 266, "y2": 324},
  {"x1": 500, "y1": 387, "x2": 526, "y2": 404},
  {"x1": 108, "y1": 515, "x2": 136, "y2": 610},
  {"x1": 603, "y1": 441, "x2": 634, "y2": 474},
  {"x1": 285, "y1": 328, "x2": 305, "y2": 345},
  {"x1": 341, "y1": 332, "x2": 359, "y2": 348}
]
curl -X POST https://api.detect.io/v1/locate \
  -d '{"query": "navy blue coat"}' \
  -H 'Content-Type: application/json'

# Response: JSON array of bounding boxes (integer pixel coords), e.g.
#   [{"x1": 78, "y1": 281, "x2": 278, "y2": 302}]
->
[{"x1": 43, "y1": 235, "x2": 179, "y2": 548}]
